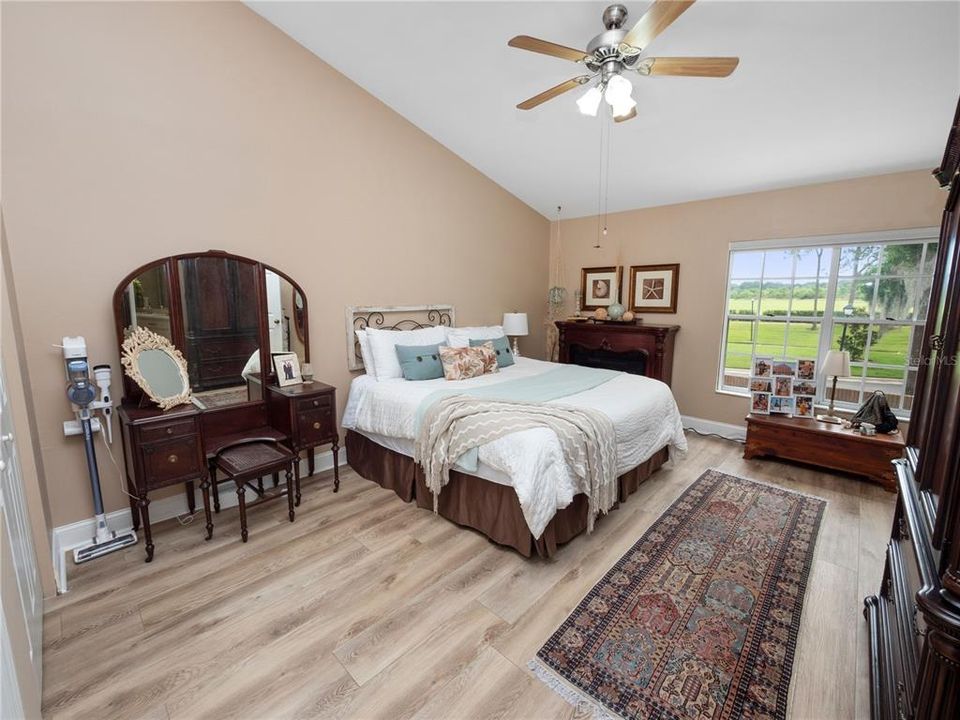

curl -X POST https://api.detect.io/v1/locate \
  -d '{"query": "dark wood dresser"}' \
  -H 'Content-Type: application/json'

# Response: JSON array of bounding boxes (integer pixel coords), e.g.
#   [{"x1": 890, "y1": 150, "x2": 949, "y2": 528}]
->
[
  {"x1": 863, "y1": 100, "x2": 960, "y2": 720},
  {"x1": 556, "y1": 320, "x2": 679, "y2": 385}
]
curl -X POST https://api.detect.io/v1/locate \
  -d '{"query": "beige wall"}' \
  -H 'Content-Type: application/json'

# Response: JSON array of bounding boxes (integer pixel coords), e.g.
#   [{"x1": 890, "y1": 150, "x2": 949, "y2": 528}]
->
[
  {"x1": 551, "y1": 170, "x2": 944, "y2": 426},
  {"x1": 2, "y1": 2, "x2": 549, "y2": 529}
]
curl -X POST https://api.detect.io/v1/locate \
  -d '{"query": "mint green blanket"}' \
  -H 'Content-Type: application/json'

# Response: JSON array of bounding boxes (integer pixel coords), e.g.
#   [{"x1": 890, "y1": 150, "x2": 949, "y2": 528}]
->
[{"x1": 415, "y1": 365, "x2": 619, "y2": 472}]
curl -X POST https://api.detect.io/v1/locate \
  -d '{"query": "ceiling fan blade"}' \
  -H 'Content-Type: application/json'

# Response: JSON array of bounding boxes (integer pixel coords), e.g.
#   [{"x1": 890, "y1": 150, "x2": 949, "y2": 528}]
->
[
  {"x1": 517, "y1": 77, "x2": 590, "y2": 110},
  {"x1": 644, "y1": 56, "x2": 740, "y2": 77},
  {"x1": 622, "y1": 0, "x2": 696, "y2": 51},
  {"x1": 508, "y1": 35, "x2": 591, "y2": 63},
  {"x1": 614, "y1": 107, "x2": 638, "y2": 123}
]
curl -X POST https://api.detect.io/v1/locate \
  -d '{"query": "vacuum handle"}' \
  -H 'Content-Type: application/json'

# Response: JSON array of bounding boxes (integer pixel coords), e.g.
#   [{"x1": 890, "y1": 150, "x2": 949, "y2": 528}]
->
[{"x1": 80, "y1": 416, "x2": 105, "y2": 517}]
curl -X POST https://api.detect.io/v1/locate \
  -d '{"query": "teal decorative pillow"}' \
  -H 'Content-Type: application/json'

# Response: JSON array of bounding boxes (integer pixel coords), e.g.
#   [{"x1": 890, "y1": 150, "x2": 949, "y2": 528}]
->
[
  {"x1": 470, "y1": 335, "x2": 515, "y2": 368},
  {"x1": 395, "y1": 343, "x2": 444, "y2": 381}
]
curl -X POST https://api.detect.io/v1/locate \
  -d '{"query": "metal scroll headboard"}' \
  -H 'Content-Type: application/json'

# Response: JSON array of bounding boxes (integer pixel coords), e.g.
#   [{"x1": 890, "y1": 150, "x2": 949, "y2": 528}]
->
[{"x1": 345, "y1": 304, "x2": 455, "y2": 371}]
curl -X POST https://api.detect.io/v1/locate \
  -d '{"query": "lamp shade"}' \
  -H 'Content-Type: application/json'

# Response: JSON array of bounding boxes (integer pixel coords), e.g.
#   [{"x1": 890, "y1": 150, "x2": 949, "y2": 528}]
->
[
  {"x1": 822, "y1": 350, "x2": 851, "y2": 377},
  {"x1": 502, "y1": 313, "x2": 529, "y2": 337}
]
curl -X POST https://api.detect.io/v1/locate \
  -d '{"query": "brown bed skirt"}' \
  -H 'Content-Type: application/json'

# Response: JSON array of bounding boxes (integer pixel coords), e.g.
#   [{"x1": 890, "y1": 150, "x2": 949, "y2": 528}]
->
[{"x1": 344, "y1": 429, "x2": 669, "y2": 558}]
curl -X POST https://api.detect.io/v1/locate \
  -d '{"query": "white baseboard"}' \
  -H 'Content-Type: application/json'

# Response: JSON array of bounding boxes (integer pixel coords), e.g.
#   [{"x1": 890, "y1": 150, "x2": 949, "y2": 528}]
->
[
  {"x1": 51, "y1": 449, "x2": 345, "y2": 594},
  {"x1": 681, "y1": 415, "x2": 747, "y2": 443}
]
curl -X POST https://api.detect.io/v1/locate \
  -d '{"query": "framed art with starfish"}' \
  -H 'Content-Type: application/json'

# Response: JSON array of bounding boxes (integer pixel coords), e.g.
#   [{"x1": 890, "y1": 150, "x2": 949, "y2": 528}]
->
[{"x1": 628, "y1": 263, "x2": 679, "y2": 313}]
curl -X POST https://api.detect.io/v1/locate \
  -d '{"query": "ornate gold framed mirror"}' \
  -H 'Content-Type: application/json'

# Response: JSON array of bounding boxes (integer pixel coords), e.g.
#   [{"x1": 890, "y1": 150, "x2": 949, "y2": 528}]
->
[{"x1": 120, "y1": 326, "x2": 193, "y2": 410}]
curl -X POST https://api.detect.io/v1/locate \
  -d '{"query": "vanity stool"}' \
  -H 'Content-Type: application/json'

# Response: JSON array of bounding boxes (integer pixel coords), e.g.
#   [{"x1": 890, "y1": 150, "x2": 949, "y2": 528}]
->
[
  {"x1": 206, "y1": 426, "x2": 286, "y2": 513},
  {"x1": 211, "y1": 439, "x2": 297, "y2": 542}
]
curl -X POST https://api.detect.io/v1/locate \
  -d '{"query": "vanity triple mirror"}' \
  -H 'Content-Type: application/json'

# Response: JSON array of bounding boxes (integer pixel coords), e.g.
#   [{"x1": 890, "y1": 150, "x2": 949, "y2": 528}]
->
[{"x1": 114, "y1": 251, "x2": 309, "y2": 410}]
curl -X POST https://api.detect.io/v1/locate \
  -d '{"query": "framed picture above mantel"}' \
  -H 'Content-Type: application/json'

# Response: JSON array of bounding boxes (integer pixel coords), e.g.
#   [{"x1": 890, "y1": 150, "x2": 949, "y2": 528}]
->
[
  {"x1": 628, "y1": 263, "x2": 679, "y2": 314},
  {"x1": 579, "y1": 266, "x2": 623, "y2": 311}
]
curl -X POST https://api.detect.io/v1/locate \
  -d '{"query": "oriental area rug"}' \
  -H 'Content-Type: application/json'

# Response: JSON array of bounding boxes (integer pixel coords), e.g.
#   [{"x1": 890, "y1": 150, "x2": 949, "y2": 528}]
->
[{"x1": 530, "y1": 469, "x2": 825, "y2": 720}]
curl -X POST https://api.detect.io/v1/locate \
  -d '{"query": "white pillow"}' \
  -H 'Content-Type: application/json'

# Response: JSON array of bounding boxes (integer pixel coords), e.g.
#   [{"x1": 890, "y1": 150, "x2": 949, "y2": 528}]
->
[
  {"x1": 366, "y1": 325, "x2": 449, "y2": 381},
  {"x1": 355, "y1": 329, "x2": 377, "y2": 376},
  {"x1": 447, "y1": 325, "x2": 505, "y2": 348}
]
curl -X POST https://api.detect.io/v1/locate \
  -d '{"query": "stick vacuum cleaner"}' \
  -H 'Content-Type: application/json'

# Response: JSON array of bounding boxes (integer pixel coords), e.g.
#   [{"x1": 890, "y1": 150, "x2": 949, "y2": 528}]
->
[{"x1": 62, "y1": 336, "x2": 138, "y2": 563}]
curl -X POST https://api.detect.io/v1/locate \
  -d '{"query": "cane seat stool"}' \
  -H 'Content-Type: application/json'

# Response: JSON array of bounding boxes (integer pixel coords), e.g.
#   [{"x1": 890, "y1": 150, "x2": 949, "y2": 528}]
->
[
  {"x1": 209, "y1": 438, "x2": 298, "y2": 542},
  {"x1": 205, "y1": 426, "x2": 287, "y2": 514}
]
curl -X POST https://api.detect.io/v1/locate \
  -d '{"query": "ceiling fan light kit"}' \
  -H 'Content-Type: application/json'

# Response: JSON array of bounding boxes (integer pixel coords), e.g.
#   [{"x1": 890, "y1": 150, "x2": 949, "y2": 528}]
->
[{"x1": 509, "y1": 0, "x2": 739, "y2": 121}]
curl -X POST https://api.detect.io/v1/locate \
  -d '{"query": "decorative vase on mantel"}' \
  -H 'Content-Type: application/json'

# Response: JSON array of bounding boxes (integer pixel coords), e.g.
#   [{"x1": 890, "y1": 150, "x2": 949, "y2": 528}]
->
[{"x1": 548, "y1": 286, "x2": 566, "y2": 309}]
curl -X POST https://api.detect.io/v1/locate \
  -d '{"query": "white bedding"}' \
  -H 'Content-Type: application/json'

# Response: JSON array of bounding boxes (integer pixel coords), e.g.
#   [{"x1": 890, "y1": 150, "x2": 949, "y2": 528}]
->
[{"x1": 342, "y1": 357, "x2": 687, "y2": 538}]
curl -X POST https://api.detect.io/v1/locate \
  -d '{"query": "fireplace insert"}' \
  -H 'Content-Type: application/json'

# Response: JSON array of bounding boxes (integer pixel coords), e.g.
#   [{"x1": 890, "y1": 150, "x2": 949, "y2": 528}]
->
[{"x1": 568, "y1": 343, "x2": 648, "y2": 376}]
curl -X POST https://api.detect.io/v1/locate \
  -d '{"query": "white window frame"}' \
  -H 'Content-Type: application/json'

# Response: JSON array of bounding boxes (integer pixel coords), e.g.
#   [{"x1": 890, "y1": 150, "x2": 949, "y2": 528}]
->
[{"x1": 716, "y1": 227, "x2": 940, "y2": 419}]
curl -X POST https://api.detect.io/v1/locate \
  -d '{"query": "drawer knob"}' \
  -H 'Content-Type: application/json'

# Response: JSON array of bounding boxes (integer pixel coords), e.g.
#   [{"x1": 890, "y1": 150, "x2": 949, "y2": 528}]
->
[
  {"x1": 312, "y1": 422, "x2": 321, "y2": 430},
  {"x1": 313, "y1": 400, "x2": 319, "y2": 407},
  {"x1": 168, "y1": 454, "x2": 178, "y2": 464},
  {"x1": 166, "y1": 427, "x2": 173, "y2": 435}
]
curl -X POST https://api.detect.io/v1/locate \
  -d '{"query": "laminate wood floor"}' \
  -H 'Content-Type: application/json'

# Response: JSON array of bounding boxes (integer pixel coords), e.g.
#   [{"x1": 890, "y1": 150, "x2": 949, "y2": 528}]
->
[{"x1": 42, "y1": 434, "x2": 895, "y2": 720}]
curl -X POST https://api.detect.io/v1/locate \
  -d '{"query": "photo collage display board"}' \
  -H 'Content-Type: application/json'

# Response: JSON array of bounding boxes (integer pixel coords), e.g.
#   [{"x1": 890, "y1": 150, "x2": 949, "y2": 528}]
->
[{"x1": 749, "y1": 357, "x2": 817, "y2": 418}]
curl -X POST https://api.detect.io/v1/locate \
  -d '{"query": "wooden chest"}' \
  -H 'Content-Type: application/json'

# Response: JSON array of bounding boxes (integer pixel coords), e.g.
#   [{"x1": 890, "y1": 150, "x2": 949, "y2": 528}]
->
[{"x1": 744, "y1": 413, "x2": 904, "y2": 491}]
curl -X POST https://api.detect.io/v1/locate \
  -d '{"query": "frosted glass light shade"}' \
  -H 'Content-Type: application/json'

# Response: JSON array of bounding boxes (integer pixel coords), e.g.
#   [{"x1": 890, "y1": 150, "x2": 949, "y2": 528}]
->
[
  {"x1": 576, "y1": 86, "x2": 603, "y2": 116},
  {"x1": 822, "y1": 350, "x2": 851, "y2": 377},
  {"x1": 611, "y1": 95, "x2": 637, "y2": 119},
  {"x1": 604, "y1": 75, "x2": 633, "y2": 106},
  {"x1": 502, "y1": 313, "x2": 529, "y2": 337}
]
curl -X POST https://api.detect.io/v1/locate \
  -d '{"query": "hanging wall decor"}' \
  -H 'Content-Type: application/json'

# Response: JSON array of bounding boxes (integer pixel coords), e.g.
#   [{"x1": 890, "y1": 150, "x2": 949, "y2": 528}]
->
[
  {"x1": 580, "y1": 266, "x2": 623, "y2": 311},
  {"x1": 628, "y1": 263, "x2": 680, "y2": 314}
]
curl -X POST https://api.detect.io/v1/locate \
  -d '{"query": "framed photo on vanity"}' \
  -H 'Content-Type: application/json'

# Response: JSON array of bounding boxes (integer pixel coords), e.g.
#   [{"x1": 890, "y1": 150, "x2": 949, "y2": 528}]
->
[
  {"x1": 579, "y1": 266, "x2": 623, "y2": 311},
  {"x1": 273, "y1": 352, "x2": 302, "y2": 387},
  {"x1": 628, "y1": 264, "x2": 679, "y2": 313}
]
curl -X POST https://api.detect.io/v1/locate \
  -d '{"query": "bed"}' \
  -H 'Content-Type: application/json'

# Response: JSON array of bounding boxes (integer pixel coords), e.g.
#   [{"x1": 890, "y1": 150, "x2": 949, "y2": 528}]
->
[{"x1": 342, "y1": 311, "x2": 687, "y2": 557}]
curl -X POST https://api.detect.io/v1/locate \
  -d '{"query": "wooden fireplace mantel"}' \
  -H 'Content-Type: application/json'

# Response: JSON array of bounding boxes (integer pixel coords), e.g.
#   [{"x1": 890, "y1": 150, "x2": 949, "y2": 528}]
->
[{"x1": 555, "y1": 320, "x2": 679, "y2": 386}]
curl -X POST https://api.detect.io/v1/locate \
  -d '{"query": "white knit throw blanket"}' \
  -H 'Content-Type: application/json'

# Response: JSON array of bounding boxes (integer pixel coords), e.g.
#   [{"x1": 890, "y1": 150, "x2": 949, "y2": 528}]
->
[{"x1": 414, "y1": 394, "x2": 618, "y2": 533}]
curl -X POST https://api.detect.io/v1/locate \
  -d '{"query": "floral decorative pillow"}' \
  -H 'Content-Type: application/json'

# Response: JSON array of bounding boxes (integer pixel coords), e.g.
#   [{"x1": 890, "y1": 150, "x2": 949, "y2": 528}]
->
[
  {"x1": 439, "y1": 343, "x2": 499, "y2": 380},
  {"x1": 473, "y1": 342, "x2": 500, "y2": 376}
]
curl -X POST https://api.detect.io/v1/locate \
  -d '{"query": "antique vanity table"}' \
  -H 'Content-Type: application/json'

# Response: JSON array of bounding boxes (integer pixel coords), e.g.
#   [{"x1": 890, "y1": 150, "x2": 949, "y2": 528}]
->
[{"x1": 114, "y1": 250, "x2": 338, "y2": 561}]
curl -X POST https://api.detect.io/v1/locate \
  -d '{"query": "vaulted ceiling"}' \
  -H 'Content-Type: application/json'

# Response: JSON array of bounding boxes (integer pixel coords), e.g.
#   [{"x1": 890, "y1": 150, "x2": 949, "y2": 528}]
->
[{"x1": 248, "y1": 1, "x2": 960, "y2": 218}]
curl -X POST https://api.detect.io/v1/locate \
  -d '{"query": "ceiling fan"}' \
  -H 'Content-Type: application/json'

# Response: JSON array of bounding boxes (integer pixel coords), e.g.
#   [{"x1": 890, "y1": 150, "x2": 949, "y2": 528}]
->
[{"x1": 508, "y1": 0, "x2": 739, "y2": 123}]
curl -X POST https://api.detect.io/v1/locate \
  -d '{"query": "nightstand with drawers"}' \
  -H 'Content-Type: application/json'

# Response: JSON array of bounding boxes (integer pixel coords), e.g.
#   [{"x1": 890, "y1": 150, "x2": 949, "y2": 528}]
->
[
  {"x1": 118, "y1": 404, "x2": 207, "y2": 562},
  {"x1": 266, "y1": 381, "x2": 339, "y2": 494}
]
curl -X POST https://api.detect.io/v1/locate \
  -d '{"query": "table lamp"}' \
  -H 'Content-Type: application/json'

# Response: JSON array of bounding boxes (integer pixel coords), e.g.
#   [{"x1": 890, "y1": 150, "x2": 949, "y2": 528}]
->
[
  {"x1": 816, "y1": 349, "x2": 851, "y2": 424},
  {"x1": 502, "y1": 312, "x2": 529, "y2": 357}
]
